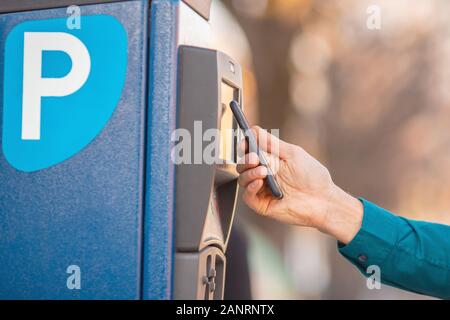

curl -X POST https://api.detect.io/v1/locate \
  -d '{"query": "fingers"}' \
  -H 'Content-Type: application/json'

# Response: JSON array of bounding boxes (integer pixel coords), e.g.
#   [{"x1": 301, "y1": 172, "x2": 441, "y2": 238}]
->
[
  {"x1": 259, "y1": 149, "x2": 281, "y2": 175},
  {"x1": 242, "y1": 178, "x2": 264, "y2": 205},
  {"x1": 250, "y1": 126, "x2": 294, "y2": 159},
  {"x1": 237, "y1": 141, "x2": 281, "y2": 175},
  {"x1": 237, "y1": 152, "x2": 259, "y2": 174},
  {"x1": 237, "y1": 138, "x2": 249, "y2": 158},
  {"x1": 238, "y1": 166, "x2": 267, "y2": 188}
]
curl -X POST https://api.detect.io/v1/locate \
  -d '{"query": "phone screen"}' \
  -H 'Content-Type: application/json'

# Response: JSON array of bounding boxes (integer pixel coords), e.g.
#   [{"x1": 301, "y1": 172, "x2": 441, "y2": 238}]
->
[{"x1": 220, "y1": 82, "x2": 238, "y2": 163}]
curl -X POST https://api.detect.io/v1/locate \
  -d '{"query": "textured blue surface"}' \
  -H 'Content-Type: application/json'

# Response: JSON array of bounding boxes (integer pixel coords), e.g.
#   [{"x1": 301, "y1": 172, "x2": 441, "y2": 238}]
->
[
  {"x1": 0, "y1": 0, "x2": 148, "y2": 299},
  {"x1": 142, "y1": 0, "x2": 179, "y2": 300}
]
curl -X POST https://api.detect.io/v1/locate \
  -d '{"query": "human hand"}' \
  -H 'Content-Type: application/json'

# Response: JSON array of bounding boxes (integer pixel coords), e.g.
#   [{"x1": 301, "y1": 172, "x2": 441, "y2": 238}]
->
[{"x1": 237, "y1": 126, "x2": 363, "y2": 244}]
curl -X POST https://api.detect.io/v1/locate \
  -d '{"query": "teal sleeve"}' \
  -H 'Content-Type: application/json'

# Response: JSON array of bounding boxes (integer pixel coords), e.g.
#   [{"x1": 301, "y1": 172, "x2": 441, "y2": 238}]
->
[{"x1": 338, "y1": 199, "x2": 450, "y2": 299}]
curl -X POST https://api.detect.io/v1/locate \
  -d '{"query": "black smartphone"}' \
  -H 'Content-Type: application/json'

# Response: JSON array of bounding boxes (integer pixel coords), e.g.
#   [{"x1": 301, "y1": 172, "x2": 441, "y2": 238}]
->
[{"x1": 229, "y1": 100, "x2": 284, "y2": 199}]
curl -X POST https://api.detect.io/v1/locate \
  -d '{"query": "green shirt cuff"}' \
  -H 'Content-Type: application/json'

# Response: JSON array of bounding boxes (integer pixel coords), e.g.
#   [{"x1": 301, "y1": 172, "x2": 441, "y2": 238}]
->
[{"x1": 338, "y1": 198, "x2": 401, "y2": 270}]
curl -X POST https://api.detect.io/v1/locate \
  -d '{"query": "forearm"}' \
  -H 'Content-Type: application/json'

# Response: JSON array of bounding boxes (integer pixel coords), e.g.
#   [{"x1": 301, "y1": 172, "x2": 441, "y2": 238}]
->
[{"x1": 318, "y1": 183, "x2": 363, "y2": 244}]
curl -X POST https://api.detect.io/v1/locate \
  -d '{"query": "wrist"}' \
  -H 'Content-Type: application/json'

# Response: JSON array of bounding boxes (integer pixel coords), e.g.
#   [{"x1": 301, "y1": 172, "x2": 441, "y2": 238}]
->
[{"x1": 318, "y1": 183, "x2": 363, "y2": 244}]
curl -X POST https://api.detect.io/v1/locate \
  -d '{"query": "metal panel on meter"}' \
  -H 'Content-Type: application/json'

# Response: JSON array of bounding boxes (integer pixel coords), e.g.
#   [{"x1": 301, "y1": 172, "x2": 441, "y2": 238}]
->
[
  {"x1": 0, "y1": 0, "x2": 148, "y2": 299},
  {"x1": 174, "y1": 46, "x2": 242, "y2": 300}
]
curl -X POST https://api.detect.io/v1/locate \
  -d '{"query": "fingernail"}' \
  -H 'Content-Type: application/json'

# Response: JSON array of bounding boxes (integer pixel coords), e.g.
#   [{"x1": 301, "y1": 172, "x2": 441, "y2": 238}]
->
[
  {"x1": 257, "y1": 166, "x2": 267, "y2": 176},
  {"x1": 249, "y1": 153, "x2": 258, "y2": 164}
]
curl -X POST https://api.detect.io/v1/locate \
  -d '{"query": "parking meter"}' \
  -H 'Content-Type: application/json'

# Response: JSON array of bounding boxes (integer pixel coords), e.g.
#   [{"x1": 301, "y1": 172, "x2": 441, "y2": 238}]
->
[{"x1": 0, "y1": 0, "x2": 240, "y2": 300}]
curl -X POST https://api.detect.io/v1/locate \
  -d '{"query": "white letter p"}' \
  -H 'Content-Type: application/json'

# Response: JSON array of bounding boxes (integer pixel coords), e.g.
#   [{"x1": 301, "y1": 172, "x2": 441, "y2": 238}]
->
[{"x1": 22, "y1": 32, "x2": 91, "y2": 140}]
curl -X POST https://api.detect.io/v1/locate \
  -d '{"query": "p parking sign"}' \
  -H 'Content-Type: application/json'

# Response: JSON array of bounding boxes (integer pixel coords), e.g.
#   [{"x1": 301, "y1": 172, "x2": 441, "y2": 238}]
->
[{"x1": 2, "y1": 15, "x2": 127, "y2": 172}]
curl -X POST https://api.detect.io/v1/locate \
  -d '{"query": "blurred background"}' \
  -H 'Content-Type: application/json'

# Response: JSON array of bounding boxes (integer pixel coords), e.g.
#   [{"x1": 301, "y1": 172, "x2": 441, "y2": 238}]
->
[{"x1": 210, "y1": 0, "x2": 450, "y2": 299}]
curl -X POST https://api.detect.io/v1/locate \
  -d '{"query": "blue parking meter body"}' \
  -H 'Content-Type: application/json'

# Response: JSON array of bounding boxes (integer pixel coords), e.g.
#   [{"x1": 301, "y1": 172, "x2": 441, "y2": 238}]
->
[
  {"x1": 0, "y1": 0, "x2": 150, "y2": 300},
  {"x1": 0, "y1": 0, "x2": 240, "y2": 299}
]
